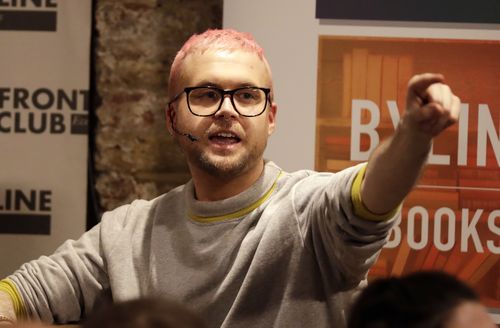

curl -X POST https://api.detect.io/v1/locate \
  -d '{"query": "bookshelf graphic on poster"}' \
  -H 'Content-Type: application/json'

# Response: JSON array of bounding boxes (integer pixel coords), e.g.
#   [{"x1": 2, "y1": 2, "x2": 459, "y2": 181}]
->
[{"x1": 316, "y1": 36, "x2": 500, "y2": 310}]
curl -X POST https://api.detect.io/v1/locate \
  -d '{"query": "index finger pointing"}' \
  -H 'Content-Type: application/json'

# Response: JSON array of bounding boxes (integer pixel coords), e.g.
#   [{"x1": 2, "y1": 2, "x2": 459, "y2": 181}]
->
[{"x1": 408, "y1": 73, "x2": 445, "y2": 100}]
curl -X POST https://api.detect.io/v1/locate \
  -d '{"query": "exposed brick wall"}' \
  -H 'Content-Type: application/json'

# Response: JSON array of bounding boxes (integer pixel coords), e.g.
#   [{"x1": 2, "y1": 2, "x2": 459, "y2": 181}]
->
[{"x1": 94, "y1": 0, "x2": 222, "y2": 211}]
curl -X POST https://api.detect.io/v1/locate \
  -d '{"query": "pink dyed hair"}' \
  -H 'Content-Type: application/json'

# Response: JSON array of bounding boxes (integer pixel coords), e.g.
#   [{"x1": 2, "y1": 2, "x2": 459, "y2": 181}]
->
[{"x1": 167, "y1": 29, "x2": 273, "y2": 100}]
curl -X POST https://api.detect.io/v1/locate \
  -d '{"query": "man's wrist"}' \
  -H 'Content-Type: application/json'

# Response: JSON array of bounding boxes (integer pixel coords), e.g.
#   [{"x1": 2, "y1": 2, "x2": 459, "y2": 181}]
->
[
  {"x1": 394, "y1": 120, "x2": 432, "y2": 159},
  {"x1": 398, "y1": 116, "x2": 434, "y2": 145}
]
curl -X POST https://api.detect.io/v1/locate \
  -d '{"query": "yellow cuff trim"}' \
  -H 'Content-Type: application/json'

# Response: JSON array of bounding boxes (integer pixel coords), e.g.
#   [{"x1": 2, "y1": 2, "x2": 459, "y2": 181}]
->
[
  {"x1": 190, "y1": 171, "x2": 283, "y2": 223},
  {"x1": 0, "y1": 279, "x2": 27, "y2": 319},
  {"x1": 351, "y1": 164, "x2": 400, "y2": 221}
]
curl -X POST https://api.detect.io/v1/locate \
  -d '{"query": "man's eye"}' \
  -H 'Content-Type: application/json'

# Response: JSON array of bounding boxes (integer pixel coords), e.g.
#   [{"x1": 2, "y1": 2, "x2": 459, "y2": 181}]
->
[
  {"x1": 193, "y1": 90, "x2": 219, "y2": 100},
  {"x1": 241, "y1": 92, "x2": 255, "y2": 99},
  {"x1": 202, "y1": 91, "x2": 217, "y2": 98},
  {"x1": 236, "y1": 89, "x2": 261, "y2": 102}
]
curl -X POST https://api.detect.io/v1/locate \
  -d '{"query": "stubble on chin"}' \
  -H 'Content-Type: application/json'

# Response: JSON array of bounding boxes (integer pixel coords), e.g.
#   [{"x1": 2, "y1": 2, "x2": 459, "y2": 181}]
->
[
  {"x1": 199, "y1": 150, "x2": 256, "y2": 179},
  {"x1": 188, "y1": 143, "x2": 263, "y2": 179}
]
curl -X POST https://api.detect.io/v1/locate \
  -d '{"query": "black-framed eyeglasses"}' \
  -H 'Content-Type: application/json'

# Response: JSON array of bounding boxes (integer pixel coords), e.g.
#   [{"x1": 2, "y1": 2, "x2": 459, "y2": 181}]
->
[{"x1": 168, "y1": 86, "x2": 271, "y2": 117}]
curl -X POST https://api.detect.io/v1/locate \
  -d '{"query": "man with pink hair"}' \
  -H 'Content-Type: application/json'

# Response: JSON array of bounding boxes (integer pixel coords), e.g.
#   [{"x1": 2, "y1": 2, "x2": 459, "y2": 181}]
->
[{"x1": 0, "y1": 29, "x2": 460, "y2": 327}]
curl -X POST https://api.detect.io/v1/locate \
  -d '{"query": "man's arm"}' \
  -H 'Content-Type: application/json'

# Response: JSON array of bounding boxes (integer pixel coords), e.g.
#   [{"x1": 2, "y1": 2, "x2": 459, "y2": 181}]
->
[
  {"x1": 361, "y1": 73, "x2": 460, "y2": 214},
  {"x1": 0, "y1": 220, "x2": 112, "y2": 324},
  {"x1": 0, "y1": 291, "x2": 15, "y2": 325}
]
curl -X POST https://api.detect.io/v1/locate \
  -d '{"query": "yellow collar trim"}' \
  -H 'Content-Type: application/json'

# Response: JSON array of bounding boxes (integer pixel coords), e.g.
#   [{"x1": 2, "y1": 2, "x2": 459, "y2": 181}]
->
[{"x1": 190, "y1": 171, "x2": 283, "y2": 223}]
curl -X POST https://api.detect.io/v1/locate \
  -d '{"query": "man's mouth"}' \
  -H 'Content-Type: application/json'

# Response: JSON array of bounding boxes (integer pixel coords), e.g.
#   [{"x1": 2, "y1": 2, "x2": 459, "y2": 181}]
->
[{"x1": 208, "y1": 132, "x2": 242, "y2": 145}]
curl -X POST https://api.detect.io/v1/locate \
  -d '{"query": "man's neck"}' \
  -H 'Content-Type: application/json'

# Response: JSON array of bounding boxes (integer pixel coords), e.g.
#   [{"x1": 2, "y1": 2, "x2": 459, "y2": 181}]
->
[{"x1": 189, "y1": 161, "x2": 265, "y2": 201}]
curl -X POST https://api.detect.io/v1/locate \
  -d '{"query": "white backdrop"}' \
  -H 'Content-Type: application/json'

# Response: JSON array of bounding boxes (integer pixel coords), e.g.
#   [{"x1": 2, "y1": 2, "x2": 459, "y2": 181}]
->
[{"x1": 0, "y1": 0, "x2": 91, "y2": 277}]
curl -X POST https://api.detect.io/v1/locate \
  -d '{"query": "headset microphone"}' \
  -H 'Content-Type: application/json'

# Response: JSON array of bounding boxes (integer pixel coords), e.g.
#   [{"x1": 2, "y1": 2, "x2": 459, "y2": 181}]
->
[
  {"x1": 170, "y1": 119, "x2": 199, "y2": 142},
  {"x1": 167, "y1": 105, "x2": 199, "y2": 142}
]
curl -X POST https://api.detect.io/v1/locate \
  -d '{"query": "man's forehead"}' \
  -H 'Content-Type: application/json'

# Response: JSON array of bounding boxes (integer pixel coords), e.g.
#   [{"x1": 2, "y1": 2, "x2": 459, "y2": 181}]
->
[
  {"x1": 183, "y1": 49, "x2": 265, "y2": 68},
  {"x1": 180, "y1": 49, "x2": 272, "y2": 86}
]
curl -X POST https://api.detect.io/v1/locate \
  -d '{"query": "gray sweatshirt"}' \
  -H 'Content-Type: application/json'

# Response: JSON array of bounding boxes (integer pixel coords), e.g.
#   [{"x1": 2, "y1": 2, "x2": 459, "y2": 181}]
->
[{"x1": 8, "y1": 161, "x2": 397, "y2": 327}]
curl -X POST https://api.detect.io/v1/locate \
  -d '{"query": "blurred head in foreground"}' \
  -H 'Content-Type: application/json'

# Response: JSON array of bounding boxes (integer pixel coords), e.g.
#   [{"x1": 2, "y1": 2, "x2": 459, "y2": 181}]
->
[
  {"x1": 348, "y1": 271, "x2": 495, "y2": 328},
  {"x1": 82, "y1": 297, "x2": 206, "y2": 328}
]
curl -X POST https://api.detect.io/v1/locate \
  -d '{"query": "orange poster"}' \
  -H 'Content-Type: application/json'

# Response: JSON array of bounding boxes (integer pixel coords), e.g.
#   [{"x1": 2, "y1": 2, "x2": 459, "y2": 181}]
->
[{"x1": 316, "y1": 36, "x2": 500, "y2": 310}]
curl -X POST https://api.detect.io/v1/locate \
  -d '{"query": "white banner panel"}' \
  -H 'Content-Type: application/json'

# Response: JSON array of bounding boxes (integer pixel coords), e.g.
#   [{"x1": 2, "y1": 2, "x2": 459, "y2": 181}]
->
[{"x1": 0, "y1": 0, "x2": 91, "y2": 277}]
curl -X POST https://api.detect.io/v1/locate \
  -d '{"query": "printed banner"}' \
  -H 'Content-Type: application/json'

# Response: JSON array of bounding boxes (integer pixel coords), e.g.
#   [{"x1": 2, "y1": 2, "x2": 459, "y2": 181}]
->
[
  {"x1": 315, "y1": 0, "x2": 500, "y2": 24},
  {"x1": 0, "y1": 0, "x2": 91, "y2": 276},
  {"x1": 316, "y1": 36, "x2": 500, "y2": 313}
]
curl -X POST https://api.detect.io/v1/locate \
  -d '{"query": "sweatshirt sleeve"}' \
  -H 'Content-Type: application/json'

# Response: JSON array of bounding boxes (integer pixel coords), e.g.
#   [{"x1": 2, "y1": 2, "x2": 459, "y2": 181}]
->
[
  {"x1": 292, "y1": 163, "x2": 399, "y2": 291},
  {"x1": 6, "y1": 204, "x2": 131, "y2": 323}
]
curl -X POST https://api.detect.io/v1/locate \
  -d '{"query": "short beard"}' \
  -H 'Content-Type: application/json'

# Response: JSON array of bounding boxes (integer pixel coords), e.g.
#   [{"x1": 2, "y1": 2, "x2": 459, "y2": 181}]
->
[{"x1": 190, "y1": 143, "x2": 263, "y2": 180}]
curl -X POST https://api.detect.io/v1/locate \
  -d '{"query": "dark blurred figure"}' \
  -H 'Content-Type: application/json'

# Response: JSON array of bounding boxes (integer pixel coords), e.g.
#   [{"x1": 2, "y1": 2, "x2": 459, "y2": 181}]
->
[
  {"x1": 348, "y1": 271, "x2": 495, "y2": 328},
  {"x1": 82, "y1": 298, "x2": 206, "y2": 328},
  {"x1": 9, "y1": 323, "x2": 48, "y2": 328}
]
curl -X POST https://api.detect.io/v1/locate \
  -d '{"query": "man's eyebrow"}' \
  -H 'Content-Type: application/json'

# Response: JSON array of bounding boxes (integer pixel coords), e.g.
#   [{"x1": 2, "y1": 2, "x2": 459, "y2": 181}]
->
[
  {"x1": 193, "y1": 81, "x2": 220, "y2": 88},
  {"x1": 193, "y1": 81, "x2": 259, "y2": 89}
]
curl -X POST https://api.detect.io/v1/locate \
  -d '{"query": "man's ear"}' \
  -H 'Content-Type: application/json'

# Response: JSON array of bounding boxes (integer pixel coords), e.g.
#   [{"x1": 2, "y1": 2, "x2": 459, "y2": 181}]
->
[
  {"x1": 165, "y1": 104, "x2": 175, "y2": 136},
  {"x1": 267, "y1": 102, "x2": 277, "y2": 136}
]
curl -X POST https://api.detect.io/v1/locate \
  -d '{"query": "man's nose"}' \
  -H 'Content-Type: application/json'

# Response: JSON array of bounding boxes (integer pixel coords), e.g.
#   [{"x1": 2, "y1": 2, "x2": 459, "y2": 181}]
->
[{"x1": 215, "y1": 95, "x2": 238, "y2": 118}]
